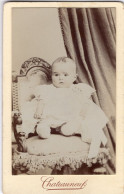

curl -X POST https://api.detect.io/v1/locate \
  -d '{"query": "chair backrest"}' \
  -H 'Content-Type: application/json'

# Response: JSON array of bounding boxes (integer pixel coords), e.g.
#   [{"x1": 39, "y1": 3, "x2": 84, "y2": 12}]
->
[{"x1": 12, "y1": 57, "x2": 51, "y2": 112}]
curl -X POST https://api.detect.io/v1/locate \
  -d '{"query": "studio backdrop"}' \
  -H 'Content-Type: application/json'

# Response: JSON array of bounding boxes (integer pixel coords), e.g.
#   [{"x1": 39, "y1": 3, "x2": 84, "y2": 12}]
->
[{"x1": 59, "y1": 8, "x2": 116, "y2": 174}]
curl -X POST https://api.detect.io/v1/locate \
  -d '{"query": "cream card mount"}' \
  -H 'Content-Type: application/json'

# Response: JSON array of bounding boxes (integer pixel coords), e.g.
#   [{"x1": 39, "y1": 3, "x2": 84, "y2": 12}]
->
[{"x1": 3, "y1": 2, "x2": 124, "y2": 194}]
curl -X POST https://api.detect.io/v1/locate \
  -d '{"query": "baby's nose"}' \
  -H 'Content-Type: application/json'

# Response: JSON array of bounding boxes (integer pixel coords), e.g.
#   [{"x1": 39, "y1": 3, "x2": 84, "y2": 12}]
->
[{"x1": 59, "y1": 75, "x2": 64, "y2": 80}]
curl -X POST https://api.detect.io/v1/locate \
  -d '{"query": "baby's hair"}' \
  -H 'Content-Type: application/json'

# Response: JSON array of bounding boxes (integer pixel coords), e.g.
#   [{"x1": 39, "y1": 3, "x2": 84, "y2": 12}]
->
[
  {"x1": 52, "y1": 57, "x2": 76, "y2": 71},
  {"x1": 52, "y1": 57, "x2": 74, "y2": 64}
]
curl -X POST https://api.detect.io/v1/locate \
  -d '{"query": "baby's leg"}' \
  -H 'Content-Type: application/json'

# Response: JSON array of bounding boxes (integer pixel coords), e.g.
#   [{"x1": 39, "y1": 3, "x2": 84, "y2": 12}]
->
[
  {"x1": 36, "y1": 120, "x2": 51, "y2": 139},
  {"x1": 79, "y1": 121, "x2": 102, "y2": 158},
  {"x1": 61, "y1": 117, "x2": 82, "y2": 136},
  {"x1": 88, "y1": 137, "x2": 101, "y2": 159}
]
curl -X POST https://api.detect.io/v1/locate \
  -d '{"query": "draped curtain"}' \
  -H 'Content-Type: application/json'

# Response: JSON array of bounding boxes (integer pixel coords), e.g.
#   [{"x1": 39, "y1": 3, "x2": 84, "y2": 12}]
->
[{"x1": 58, "y1": 8, "x2": 116, "y2": 174}]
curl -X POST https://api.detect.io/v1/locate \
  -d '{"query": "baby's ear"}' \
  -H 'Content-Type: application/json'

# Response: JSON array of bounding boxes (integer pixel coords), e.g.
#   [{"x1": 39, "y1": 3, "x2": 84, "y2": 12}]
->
[{"x1": 73, "y1": 74, "x2": 78, "y2": 84}]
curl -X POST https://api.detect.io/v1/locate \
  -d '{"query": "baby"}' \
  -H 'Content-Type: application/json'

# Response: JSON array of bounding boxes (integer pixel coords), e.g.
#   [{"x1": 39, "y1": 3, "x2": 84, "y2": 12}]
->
[{"x1": 34, "y1": 57, "x2": 108, "y2": 158}]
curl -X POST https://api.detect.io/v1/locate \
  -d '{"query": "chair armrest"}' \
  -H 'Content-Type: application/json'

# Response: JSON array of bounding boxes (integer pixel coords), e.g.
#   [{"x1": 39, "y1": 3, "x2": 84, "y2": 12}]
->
[{"x1": 12, "y1": 111, "x2": 27, "y2": 152}]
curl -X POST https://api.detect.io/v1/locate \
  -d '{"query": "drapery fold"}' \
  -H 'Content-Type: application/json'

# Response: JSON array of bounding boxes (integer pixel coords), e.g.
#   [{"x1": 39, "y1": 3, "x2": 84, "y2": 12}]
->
[{"x1": 59, "y1": 8, "x2": 116, "y2": 174}]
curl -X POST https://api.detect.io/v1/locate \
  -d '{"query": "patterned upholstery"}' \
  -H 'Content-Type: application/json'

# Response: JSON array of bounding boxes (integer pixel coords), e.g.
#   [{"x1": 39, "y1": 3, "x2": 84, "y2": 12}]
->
[
  {"x1": 12, "y1": 57, "x2": 51, "y2": 111},
  {"x1": 20, "y1": 57, "x2": 51, "y2": 80}
]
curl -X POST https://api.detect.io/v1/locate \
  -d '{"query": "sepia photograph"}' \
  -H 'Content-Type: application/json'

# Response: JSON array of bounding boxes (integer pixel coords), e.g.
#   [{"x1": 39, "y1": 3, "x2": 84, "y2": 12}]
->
[
  {"x1": 3, "y1": 2, "x2": 124, "y2": 194},
  {"x1": 11, "y1": 7, "x2": 116, "y2": 176}
]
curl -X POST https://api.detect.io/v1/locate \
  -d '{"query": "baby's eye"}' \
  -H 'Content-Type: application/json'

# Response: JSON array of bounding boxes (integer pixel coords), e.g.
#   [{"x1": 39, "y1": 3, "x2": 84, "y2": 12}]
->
[
  {"x1": 64, "y1": 73, "x2": 68, "y2": 76},
  {"x1": 54, "y1": 74, "x2": 59, "y2": 76}
]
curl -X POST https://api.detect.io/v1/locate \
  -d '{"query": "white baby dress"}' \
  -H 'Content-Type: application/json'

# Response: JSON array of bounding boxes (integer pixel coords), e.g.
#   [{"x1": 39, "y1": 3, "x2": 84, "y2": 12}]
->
[{"x1": 20, "y1": 83, "x2": 108, "y2": 152}]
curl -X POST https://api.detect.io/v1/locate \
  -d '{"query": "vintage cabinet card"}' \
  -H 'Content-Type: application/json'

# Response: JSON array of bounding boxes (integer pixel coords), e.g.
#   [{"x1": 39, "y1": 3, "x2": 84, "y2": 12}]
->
[{"x1": 3, "y1": 2, "x2": 124, "y2": 194}]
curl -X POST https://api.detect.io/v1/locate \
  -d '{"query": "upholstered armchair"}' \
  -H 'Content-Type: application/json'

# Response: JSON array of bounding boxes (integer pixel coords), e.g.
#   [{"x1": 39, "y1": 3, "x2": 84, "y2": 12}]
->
[{"x1": 12, "y1": 57, "x2": 111, "y2": 175}]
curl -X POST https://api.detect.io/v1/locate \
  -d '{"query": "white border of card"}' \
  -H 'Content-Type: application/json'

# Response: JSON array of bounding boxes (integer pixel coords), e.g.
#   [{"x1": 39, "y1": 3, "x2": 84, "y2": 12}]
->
[{"x1": 3, "y1": 2, "x2": 124, "y2": 194}]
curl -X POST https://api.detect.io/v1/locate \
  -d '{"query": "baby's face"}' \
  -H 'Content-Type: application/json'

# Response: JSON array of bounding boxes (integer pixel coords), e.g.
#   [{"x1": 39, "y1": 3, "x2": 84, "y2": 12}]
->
[{"x1": 52, "y1": 62, "x2": 77, "y2": 88}]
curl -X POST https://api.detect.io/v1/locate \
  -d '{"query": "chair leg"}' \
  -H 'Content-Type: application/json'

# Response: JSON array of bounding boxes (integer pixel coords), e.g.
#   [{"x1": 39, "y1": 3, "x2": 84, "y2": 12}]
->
[
  {"x1": 51, "y1": 163, "x2": 107, "y2": 175},
  {"x1": 51, "y1": 164, "x2": 92, "y2": 175},
  {"x1": 12, "y1": 167, "x2": 17, "y2": 175}
]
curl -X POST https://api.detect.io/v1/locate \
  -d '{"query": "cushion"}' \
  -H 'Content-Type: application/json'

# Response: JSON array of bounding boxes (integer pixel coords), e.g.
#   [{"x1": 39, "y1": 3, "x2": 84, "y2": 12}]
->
[
  {"x1": 26, "y1": 134, "x2": 90, "y2": 156},
  {"x1": 12, "y1": 135, "x2": 110, "y2": 174}
]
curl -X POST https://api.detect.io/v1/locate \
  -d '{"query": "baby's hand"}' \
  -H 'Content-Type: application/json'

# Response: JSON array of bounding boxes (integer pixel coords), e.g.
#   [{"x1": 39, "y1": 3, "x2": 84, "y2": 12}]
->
[
  {"x1": 34, "y1": 99, "x2": 45, "y2": 119},
  {"x1": 34, "y1": 112, "x2": 43, "y2": 119}
]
